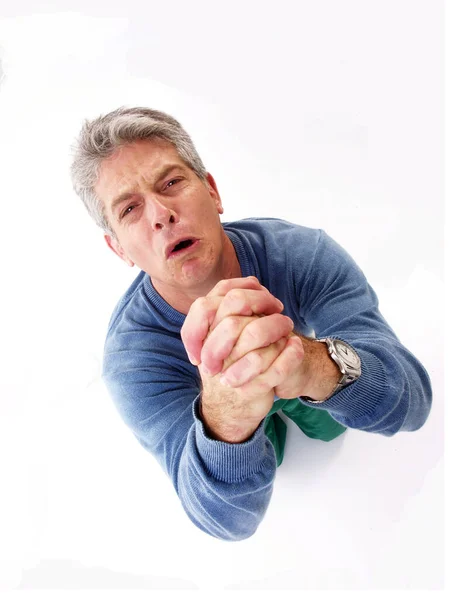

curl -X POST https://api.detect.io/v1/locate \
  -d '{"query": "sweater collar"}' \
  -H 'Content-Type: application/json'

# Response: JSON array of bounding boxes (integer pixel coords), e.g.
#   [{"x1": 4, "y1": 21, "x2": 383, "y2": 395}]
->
[{"x1": 141, "y1": 227, "x2": 256, "y2": 324}]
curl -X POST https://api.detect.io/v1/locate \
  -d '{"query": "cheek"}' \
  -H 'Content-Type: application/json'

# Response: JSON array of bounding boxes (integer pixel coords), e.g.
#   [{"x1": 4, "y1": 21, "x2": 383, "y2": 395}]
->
[
  {"x1": 199, "y1": 202, "x2": 222, "y2": 224},
  {"x1": 120, "y1": 232, "x2": 149, "y2": 259}
]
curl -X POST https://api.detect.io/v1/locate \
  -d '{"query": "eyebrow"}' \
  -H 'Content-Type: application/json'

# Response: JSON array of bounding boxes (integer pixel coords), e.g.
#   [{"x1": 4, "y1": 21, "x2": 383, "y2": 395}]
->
[{"x1": 109, "y1": 163, "x2": 187, "y2": 216}]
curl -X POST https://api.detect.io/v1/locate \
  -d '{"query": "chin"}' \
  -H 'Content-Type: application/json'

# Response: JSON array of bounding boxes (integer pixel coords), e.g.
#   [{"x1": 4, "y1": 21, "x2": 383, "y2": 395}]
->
[{"x1": 179, "y1": 265, "x2": 212, "y2": 287}]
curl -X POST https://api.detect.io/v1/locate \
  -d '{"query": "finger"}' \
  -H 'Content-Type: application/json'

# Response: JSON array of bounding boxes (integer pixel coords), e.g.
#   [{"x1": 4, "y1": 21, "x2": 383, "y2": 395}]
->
[
  {"x1": 206, "y1": 276, "x2": 263, "y2": 298},
  {"x1": 200, "y1": 315, "x2": 258, "y2": 376},
  {"x1": 202, "y1": 313, "x2": 294, "y2": 377},
  {"x1": 182, "y1": 277, "x2": 267, "y2": 365},
  {"x1": 180, "y1": 295, "x2": 222, "y2": 365},
  {"x1": 227, "y1": 314, "x2": 294, "y2": 364},
  {"x1": 210, "y1": 288, "x2": 284, "y2": 331},
  {"x1": 229, "y1": 336, "x2": 305, "y2": 395},
  {"x1": 219, "y1": 337, "x2": 289, "y2": 388},
  {"x1": 256, "y1": 335, "x2": 305, "y2": 391}
]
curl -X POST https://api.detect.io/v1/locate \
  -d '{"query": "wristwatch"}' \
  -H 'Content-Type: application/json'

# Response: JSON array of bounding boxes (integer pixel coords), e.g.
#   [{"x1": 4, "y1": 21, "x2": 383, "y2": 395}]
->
[{"x1": 301, "y1": 338, "x2": 361, "y2": 403}]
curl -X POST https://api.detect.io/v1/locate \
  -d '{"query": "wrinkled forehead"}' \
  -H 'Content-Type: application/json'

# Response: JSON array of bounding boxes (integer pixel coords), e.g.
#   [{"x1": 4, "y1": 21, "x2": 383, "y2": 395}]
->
[
  {"x1": 95, "y1": 138, "x2": 187, "y2": 204},
  {"x1": 98, "y1": 138, "x2": 184, "y2": 182}
]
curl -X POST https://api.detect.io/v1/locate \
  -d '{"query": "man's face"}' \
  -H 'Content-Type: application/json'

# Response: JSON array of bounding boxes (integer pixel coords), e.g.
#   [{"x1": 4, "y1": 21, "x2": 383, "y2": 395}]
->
[{"x1": 95, "y1": 139, "x2": 227, "y2": 294}]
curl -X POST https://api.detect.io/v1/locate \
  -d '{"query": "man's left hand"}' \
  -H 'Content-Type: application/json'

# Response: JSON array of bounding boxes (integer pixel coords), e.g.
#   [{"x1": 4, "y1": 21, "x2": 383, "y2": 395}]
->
[{"x1": 216, "y1": 324, "x2": 341, "y2": 402}]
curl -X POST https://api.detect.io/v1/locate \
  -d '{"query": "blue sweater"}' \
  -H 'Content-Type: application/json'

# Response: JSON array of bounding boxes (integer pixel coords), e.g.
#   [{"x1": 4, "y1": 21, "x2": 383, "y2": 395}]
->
[{"x1": 102, "y1": 218, "x2": 432, "y2": 541}]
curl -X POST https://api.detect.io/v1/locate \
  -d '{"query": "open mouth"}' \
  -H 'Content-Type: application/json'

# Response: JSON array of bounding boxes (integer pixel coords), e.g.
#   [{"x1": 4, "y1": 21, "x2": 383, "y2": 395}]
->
[
  {"x1": 169, "y1": 238, "x2": 198, "y2": 257},
  {"x1": 173, "y1": 239, "x2": 194, "y2": 252}
]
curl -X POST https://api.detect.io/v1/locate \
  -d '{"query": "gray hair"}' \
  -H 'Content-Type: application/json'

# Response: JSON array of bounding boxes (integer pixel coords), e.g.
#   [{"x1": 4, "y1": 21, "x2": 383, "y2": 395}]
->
[{"x1": 70, "y1": 106, "x2": 208, "y2": 236}]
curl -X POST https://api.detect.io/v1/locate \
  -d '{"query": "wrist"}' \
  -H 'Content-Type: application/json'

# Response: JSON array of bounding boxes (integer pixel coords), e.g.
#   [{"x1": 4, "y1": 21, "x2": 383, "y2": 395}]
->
[
  {"x1": 199, "y1": 400, "x2": 261, "y2": 443},
  {"x1": 293, "y1": 334, "x2": 342, "y2": 401}
]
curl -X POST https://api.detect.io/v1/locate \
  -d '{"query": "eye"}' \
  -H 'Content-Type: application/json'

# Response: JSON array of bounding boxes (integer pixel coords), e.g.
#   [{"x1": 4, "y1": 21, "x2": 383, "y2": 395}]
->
[
  {"x1": 165, "y1": 178, "x2": 182, "y2": 189},
  {"x1": 121, "y1": 205, "x2": 136, "y2": 219}
]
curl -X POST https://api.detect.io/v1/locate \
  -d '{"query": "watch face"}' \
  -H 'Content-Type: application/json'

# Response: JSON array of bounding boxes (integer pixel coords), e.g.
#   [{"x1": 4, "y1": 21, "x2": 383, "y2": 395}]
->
[{"x1": 333, "y1": 340, "x2": 361, "y2": 369}]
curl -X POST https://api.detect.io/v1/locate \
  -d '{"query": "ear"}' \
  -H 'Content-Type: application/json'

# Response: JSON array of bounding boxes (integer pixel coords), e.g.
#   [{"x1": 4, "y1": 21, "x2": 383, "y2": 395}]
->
[
  {"x1": 205, "y1": 172, "x2": 224, "y2": 215},
  {"x1": 104, "y1": 234, "x2": 135, "y2": 267}
]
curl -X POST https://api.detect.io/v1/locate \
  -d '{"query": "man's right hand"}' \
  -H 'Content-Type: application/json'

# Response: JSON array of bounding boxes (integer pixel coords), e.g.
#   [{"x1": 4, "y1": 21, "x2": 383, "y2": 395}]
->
[{"x1": 198, "y1": 317, "x2": 289, "y2": 443}]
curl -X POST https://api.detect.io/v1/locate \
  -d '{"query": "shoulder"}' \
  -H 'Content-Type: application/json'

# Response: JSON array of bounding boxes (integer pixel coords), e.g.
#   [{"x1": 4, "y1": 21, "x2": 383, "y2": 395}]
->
[
  {"x1": 102, "y1": 272, "x2": 192, "y2": 380},
  {"x1": 105, "y1": 270, "x2": 147, "y2": 334},
  {"x1": 223, "y1": 217, "x2": 323, "y2": 264},
  {"x1": 103, "y1": 271, "x2": 168, "y2": 360},
  {"x1": 223, "y1": 217, "x2": 321, "y2": 246}
]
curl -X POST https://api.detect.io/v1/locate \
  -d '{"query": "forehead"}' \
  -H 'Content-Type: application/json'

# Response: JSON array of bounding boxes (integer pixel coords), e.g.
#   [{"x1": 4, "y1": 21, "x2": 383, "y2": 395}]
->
[{"x1": 95, "y1": 138, "x2": 187, "y2": 203}]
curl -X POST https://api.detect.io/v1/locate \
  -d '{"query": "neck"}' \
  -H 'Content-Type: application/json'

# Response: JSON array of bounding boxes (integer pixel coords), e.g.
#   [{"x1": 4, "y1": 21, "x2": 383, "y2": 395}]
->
[{"x1": 152, "y1": 233, "x2": 241, "y2": 315}]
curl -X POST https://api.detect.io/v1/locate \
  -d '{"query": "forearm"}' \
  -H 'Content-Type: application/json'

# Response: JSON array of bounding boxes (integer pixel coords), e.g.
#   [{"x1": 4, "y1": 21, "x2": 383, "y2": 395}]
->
[
  {"x1": 281, "y1": 227, "x2": 432, "y2": 435},
  {"x1": 297, "y1": 335, "x2": 432, "y2": 435},
  {"x1": 104, "y1": 364, "x2": 276, "y2": 541},
  {"x1": 281, "y1": 329, "x2": 431, "y2": 436},
  {"x1": 177, "y1": 396, "x2": 276, "y2": 541},
  {"x1": 199, "y1": 382, "x2": 266, "y2": 443}
]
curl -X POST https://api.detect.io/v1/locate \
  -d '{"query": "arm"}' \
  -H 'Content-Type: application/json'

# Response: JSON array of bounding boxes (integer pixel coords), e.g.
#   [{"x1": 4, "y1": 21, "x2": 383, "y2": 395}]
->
[
  {"x1": 102, "y1": 282, "x2": 291, "y2": 542},
  {"x1": 196, "y1": 229, "x2": 432, "y2": 437},
  {"x1": 290, "y1": 229, "x2": 433, "y2": 435},
  {"x1": 103, "y1": 354, "x2": 276, "y2": 541}
]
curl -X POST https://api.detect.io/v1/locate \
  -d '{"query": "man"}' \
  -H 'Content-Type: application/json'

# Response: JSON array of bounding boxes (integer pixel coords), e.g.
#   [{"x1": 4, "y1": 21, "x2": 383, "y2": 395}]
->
[{"x1": 70, "y1": 106, "x2": 432, "y2": 541}]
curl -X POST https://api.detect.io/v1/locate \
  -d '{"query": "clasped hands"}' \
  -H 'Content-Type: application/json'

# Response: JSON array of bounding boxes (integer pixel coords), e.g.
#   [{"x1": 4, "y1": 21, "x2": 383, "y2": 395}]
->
[{"x1": 181, "y1": 276, "x2": 308, "y2": 407}]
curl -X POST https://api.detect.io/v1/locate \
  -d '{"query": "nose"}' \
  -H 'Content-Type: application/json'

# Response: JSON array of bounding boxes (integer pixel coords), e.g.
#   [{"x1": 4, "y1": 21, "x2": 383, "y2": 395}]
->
[{"x1": 146, "y1": 195, "x2": 179, "y2": 230}]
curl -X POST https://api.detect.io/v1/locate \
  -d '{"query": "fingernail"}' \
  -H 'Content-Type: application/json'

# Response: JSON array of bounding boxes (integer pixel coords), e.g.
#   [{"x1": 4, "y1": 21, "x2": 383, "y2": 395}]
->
[
  {"x1": 220, "y1": 376, "x2": 231, "y2": 387},
  {"x1": 187, "y1": 353, "x2": 200, "y2": 366}
]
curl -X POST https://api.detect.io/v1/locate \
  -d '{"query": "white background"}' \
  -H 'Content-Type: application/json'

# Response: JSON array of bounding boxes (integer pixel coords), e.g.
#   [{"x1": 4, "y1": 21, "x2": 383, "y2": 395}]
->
[{"x1": 0, "y1": 0, "x2": 446, "y2": 594}]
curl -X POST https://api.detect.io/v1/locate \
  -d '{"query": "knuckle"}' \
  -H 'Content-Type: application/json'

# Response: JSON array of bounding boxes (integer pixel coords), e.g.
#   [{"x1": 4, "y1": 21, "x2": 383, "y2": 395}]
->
[
  {"x1": 247, "y1": 319, "x2": 280, "y2": 346},
  {"x1": 196, "y1": 296, "x2": 210, "y2": 311},
  {"x1": 226, "y1": 288, "x2": 246, "y2": 304},
  {"x1": 272, "y1": 365, "x2": 283, "y2": 380},
  {"x1": 271, "y1": 359, "x2": 285, "y2": 379},
  {"x1": 224, "y1": 315, "x2": 243, "y2": 334},
  {"x1": 275, "y1": 337, "x2": 288, "y2": 350},
  {"x1": 243, "y1": 320, "x2": 262, "y2": 343},
  {"x1": 215, "y1": 279, "x2": 229, "y2": 294},
  {"x1": 248, "y1": 350, "x2": 266, "y2": 372},
  {"x1": 190, "y1": 296, "x2": 207, "y2": 316}
]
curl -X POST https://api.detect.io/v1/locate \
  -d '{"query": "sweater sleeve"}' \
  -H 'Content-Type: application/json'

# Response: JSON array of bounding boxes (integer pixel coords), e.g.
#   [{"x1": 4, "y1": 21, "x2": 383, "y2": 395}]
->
[
  {"x1": 102, "y1": 340, "x2": 276, "y2": 541},
  {"x1": 291, "y1": 228, "x2": 432, "y2": 436}
]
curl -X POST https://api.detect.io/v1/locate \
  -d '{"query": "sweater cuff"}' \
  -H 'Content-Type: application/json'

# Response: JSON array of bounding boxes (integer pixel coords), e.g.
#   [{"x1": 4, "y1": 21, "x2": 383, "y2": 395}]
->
[
  {"x1": 298, "y1": 348, "x2": 389, "y2": 422},
  {"x1": 192, "y1": 395, "x2": 271, "y2": 483}
]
